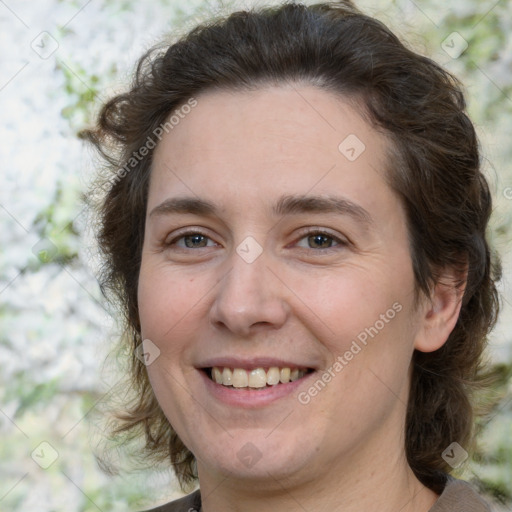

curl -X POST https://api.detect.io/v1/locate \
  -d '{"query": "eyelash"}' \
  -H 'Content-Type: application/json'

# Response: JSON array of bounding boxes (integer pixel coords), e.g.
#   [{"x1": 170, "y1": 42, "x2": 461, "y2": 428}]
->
[{"x1": 164, "y1": 228, "x2": 348, "y2": 252}]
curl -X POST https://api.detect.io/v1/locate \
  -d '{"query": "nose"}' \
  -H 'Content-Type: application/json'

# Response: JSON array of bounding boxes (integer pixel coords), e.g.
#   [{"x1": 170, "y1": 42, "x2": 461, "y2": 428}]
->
[{"x1": 209, "y1": 243, "x2": 290, "y2": 337}]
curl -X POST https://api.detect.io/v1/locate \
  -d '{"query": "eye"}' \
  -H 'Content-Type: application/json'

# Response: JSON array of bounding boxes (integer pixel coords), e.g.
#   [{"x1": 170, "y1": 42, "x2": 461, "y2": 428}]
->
[
  {"x1": 294, "y1": 229, "x2": 347, "y2": 250},
  {"x1": 165, "y1": 230, "x2": 217, "y2": 249},
  {"x1": 163, "y1": 228, "x2": 347, "y2": 252}
]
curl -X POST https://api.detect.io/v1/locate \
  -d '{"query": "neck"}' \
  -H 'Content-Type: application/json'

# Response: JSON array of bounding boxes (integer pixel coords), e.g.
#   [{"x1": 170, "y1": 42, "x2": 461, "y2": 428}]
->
[
  {"x1": 198, "y1": 459, "x2": 437, "y2": 512},
  {"x1": 196, "y1": 409, "x2": 439, "y2": 512}
]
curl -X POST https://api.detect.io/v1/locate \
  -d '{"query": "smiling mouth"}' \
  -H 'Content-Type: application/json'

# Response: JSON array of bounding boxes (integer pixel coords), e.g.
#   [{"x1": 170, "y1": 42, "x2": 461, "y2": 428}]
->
[{"x1": 204, "y1": 366, "x2": 314, "y2": 389}]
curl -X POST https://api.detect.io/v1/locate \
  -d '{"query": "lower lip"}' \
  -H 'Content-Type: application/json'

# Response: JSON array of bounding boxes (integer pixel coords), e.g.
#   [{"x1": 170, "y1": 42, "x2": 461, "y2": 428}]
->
[{"x1": 199, "y1": 370, "x2": 315, "y2": 408}]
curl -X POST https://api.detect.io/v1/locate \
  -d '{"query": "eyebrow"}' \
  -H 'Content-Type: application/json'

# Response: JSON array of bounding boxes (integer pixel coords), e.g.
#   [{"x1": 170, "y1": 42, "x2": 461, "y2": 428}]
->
[{"x1": 149, "y1": 194, "x2": 373, "y2": 227}]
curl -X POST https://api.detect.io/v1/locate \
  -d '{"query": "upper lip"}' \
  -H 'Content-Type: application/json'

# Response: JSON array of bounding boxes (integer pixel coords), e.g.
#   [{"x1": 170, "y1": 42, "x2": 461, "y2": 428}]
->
[{"x1": 197, "y1": 357, "x2": 316, "y2": 370}]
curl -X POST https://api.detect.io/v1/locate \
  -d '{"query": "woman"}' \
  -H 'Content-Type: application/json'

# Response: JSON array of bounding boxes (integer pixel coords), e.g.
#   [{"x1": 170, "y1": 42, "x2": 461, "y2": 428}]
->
[{"x1": 82, "y1": 1, "x2": 501, "y2": 511}]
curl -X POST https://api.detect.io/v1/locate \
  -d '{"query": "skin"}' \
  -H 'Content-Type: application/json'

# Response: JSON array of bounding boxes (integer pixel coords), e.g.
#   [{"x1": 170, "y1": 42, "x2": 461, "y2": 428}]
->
[{"x1": 138, "y1": 84, "x2": 463, "y2": 512}]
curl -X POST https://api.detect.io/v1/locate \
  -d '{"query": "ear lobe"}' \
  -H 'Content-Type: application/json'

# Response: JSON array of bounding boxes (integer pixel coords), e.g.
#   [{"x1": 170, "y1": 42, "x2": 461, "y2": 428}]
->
[{"x1": 414, "y1": 266, "x2": 467, "y2": 353}]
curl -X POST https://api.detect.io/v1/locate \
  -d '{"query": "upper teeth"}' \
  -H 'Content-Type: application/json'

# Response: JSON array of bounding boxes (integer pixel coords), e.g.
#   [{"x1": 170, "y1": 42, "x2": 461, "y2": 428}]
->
[{"x1": 211, "y1": 367, "x2": 307, "y2": 388}]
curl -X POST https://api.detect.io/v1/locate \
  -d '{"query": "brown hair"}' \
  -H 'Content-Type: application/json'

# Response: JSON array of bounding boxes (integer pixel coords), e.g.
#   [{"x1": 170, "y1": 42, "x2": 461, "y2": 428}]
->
[{"x1": 81, "y1": 0, "x2": 501, "y2": 493}]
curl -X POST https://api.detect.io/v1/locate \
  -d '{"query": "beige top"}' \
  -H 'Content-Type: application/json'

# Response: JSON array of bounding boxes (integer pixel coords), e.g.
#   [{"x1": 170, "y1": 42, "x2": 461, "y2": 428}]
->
[
  {"x1": 142, "y1": 476, "x2": 492, "y2": 512},
  {"x1": 430, "y1": 476, "x2": 491, "y2": 512}
]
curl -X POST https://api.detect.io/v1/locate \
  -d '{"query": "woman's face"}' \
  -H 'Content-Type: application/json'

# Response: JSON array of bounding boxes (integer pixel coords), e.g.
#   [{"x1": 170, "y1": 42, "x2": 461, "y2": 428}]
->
[{"x1": 138, "y1": 85, "x2": 432, "y2": 486}]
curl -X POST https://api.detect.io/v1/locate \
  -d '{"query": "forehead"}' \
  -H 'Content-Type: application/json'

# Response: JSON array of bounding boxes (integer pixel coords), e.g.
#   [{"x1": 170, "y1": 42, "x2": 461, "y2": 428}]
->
[{"x1": 149, "y1": 84, "x2": 394, "y2": 215}]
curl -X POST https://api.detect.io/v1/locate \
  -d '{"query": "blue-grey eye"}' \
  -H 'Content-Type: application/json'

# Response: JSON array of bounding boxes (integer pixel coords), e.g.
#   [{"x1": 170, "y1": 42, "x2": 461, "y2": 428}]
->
[{"x1": 183, "y1": 234, "x2": 209, "y2": 248}]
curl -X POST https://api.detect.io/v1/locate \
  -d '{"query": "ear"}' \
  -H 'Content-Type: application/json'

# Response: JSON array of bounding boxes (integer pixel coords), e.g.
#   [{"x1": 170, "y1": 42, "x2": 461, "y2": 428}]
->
[{"x1": 414, "y1": 265, "x2": 467, "y2": 353}]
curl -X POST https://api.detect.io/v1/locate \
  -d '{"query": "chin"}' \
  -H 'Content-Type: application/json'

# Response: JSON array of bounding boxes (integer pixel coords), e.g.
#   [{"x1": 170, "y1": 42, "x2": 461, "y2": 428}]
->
[{"x1": 194, "y1": 431, "x2": 318, "y2": 484}]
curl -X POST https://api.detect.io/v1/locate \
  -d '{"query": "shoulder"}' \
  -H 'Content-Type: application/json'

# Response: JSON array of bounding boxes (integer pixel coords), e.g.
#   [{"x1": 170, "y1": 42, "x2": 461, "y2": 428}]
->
[
  {"x1": 139, "y1": 489, "x2": 201, "y2": 512},
  {"x1": 430, "y1": 476, "x2": 492, "y2": 512}
]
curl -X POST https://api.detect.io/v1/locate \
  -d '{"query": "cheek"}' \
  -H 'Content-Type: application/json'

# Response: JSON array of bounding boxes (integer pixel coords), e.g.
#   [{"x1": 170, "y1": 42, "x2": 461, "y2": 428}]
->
[
  {"x1": 290, "y1": 262, "x2": 407, "y2": 335},
  {"x1": 138, "y1": 261, "x2": 205, "y2": 353},
  {"x1": 288, "y1": 263, "x2": 416, "y2": 394},
  {"x1": 136, "y1": 265, "x2": 206, "y2": 431}
]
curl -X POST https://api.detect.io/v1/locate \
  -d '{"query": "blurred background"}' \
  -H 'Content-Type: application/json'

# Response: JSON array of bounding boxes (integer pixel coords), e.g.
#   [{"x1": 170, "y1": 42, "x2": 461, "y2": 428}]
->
[{"x1": 0, "y1": 0, "x2": 511, "y2": 510}]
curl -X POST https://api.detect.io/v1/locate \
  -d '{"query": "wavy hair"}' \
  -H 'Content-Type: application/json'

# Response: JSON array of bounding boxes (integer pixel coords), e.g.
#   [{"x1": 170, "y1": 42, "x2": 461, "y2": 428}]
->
[{"x1": 81, "y1": 1, "x2": 501, "y2": 493}]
